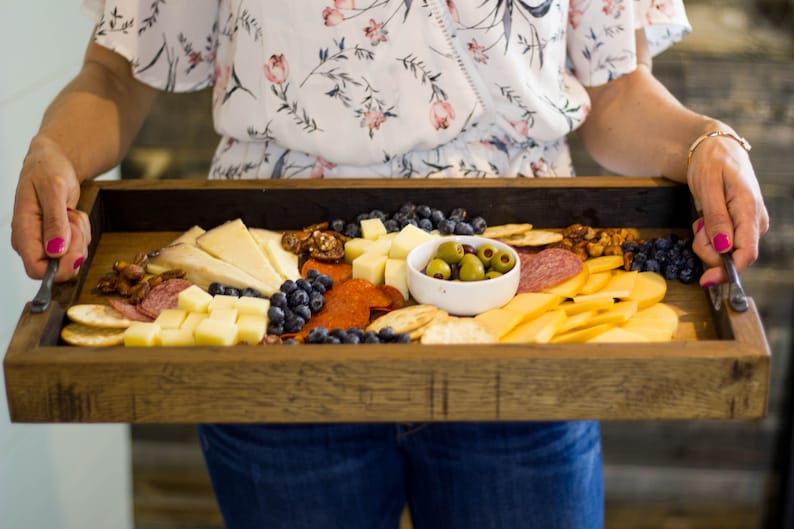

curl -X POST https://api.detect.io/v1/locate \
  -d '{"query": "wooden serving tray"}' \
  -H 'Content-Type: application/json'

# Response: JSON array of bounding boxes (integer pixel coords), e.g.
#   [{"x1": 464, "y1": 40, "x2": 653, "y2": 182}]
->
[{"x1": 3, "y1": 178, "x2": 770, "y2": 423}]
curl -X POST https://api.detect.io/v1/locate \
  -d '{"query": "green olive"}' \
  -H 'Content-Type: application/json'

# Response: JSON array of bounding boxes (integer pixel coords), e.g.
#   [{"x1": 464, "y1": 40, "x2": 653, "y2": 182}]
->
[
  {"x1": 476, "y1": 243, "x2": 497, "y2": 267},
  {"x1": 425, "y1": 258, "x2": 452, "y2": 280},
  {"x1": 484, "y1": 270, "x2": 503, "y2": 280},
  {"x1": 490, "y1": 249, "x2": 516, "y2": 274},
  {"x1": 435, "y1": 241, "x2": 465, "y2": 264},
  {"x1": 458, "y1": 255, "x2": 486, "y2": 281}
]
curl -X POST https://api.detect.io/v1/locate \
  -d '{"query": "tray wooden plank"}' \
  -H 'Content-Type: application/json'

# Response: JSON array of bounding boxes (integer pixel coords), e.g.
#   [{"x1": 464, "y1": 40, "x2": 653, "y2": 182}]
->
[{"x1": 3, "y1": 178, "x2": 770, "y2": 423}]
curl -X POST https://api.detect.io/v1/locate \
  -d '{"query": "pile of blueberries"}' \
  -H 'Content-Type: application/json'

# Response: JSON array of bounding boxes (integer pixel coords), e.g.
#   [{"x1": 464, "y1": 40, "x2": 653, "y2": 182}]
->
[
  {"x1": 329, "y1": 202, "x2": 488, "y2": 238},
  {"x1": 266, "y1": 269, "x2": 333, "y2": 336},
  {"x1": 305, "y1": 325, "x2": 411, "y2": 345},
  {"x1": 622, "y1": 234, "x2": 702, "y2": 284},
  {"x1": 208, "y1": 283, "x2": 265, "y2": 298}
]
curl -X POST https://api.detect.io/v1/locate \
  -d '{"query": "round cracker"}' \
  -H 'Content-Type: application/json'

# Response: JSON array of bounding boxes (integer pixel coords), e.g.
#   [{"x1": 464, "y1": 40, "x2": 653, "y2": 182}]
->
[
  {"x1": 420, "y1": 318, "x2": 497, "y2": 344},
  {"x1": 498, "y1": 230, "x2": 563, "y2": 247},
  {"x1": 67, "y1": 303, "x2": 132, "y2": 328},
  {"x1": 366, "y1": 304, "x2": 441, "y2": 335},
  {"x1": 481, "y1": 223, "x2": 534, "y2": 238},
  {"x1": 61, "y1": 322, "x2": 125, "y2": 347},
  {"x1": 408, "y1": 310, "x2": 451, "y2": 340}
]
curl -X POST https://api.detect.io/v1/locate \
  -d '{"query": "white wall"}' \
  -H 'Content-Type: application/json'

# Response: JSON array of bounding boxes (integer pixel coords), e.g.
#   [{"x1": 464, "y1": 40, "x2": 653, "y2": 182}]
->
[{"x1": 0, "y1": 3, "x2": 132, "y2": 529}]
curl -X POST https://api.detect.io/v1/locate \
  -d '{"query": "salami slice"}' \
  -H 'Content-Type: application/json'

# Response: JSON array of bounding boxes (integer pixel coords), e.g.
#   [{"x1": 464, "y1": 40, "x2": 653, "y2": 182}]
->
[
  {"x1": 137, "y1": 278, "x2": 193, "y2": 319},
  {"x1": 517, "y1": 248, "x2": 582, "y2": 294},
  {"x1": 107, "y1": 298, "x2": 154, "y2": 322}
]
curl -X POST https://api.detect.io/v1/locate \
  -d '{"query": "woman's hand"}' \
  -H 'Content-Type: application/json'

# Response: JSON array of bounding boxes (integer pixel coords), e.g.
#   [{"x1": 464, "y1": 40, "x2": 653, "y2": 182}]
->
[
  {"x1": 687, "y1": 134, "x2": 769, "y2": 286},
  {"x1": 11, "y1": 135, "x2": 91, "y2": 282}
]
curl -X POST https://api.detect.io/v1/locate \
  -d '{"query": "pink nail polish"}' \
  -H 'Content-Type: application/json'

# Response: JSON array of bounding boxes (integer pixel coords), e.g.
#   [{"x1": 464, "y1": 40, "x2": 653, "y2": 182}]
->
[
  {"x1": 702, "y1": 281, "x2": 716, "y2": 288},
  {"x1": 73, "y1": 256, "x2": 84, "y2": 270},
  {"x1": 67, "y1": 207, "x2": 75, "y2": 212},
  {"x1": 696, "y1": 219, "x2": 704, "y2": 233},
  {"x1": 46, "y1": 237, "x2": 65, "y2": 254},
  {"x1": 713, "y1": 233, "x2": 731, "y2": 253}
]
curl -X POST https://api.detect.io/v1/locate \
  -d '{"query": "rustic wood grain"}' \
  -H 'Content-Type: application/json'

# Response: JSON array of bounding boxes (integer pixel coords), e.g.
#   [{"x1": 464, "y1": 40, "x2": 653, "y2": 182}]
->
[{"x1": 3, "y1": 179, "x2": 770, "y2": 423}]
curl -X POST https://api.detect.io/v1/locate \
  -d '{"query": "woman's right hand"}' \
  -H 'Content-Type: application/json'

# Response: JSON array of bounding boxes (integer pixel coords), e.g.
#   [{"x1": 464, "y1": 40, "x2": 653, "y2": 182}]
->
[{"x1": 11, "y1": 135, "x2": 91, "y2": 282}]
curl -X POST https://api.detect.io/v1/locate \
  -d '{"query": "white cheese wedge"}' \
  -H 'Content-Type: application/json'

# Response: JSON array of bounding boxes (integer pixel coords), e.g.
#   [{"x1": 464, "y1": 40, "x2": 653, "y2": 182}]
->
[
  {"x1": 169, "y1": 225, "x2": 206, "y2": 246},
  {"x1": 352, "y1": 252, "x2": 388, "y2": 285},
  {"x1": 389, "y1": 225, "x2": 436, "y2": 259},
  {"x1": 249, "y1": 228, "x2": 301, "y2": 281},
  {"x1": 196, "y1": 219, "x2": 282, "y2": 295},
  {"x1": 148, "y1": 243, "x2": 276, "y2": 295},
  {"x1": 384, "y1": 258, "x2": 409, "y2": 300}
]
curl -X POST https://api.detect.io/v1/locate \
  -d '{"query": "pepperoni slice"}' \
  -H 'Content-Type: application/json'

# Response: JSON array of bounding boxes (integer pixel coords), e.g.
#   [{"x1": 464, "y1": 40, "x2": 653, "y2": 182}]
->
[{"x1": 301, "y1": 259, "x2": 352, "y2": 285}]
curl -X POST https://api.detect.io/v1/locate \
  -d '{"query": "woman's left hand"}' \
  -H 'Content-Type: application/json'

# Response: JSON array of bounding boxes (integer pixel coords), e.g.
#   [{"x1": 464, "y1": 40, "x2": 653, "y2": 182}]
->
[{"x1": 686, "y1": 133, "x2": 769, "y2": 286}]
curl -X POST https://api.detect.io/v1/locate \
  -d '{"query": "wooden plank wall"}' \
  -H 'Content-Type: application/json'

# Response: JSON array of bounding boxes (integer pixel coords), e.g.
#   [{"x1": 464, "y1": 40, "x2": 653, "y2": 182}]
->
[{"x1": 125, "y1": 2, "x2": 794, "y2": 527}]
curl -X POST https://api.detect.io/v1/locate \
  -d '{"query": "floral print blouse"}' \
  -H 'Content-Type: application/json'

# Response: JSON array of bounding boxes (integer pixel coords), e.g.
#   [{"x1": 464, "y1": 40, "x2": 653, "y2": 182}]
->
[{"x1": 81, "y1": 0, "x2": 690, "y2": 179}]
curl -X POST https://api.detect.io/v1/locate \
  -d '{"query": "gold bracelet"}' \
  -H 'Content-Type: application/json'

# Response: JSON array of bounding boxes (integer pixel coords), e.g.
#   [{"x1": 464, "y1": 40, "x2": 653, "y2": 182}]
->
[{"x1": 687, "y1": 130, "x2": 752, "y2": 167}]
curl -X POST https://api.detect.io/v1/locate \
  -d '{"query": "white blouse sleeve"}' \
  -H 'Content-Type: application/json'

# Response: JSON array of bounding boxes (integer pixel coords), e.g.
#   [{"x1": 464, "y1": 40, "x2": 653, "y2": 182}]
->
[
  {"x1": 81, "y1": 0, "x2": 220, "y2": 92},
  {"x1": 567, "y1": 0, "x2": 691, "y2": 87}
]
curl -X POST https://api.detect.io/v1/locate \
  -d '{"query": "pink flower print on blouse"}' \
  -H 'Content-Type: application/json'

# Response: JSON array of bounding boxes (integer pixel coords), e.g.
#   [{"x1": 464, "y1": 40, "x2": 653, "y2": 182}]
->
[
  {"x1": 510, "y1": 119, "x2": 529, "y2": 137},
  {"x1": 651, "y1": 0, "x2": 675, "y2": 18},
  {"x1": 212, "y1": 64, "x2": 231, "y2": 108},
  {"x1": 447, "y1": 0, "x2": 461, "y2": 23},
  {"x1": 309, "y1": 157, "x2": 336, "y2": 178},
  {"x1": 569, "y1": 1, "x2": 585, "y2": 29},
  {"x1": 323, "y1": 7, "x2": 344, "y2": 26},
  {"x1": 430, "y1": 101, "x2": 456, "y2": 130},
  {"x1": 467, "y1": 39, "x2": 489, "y2": 64},
  {"x1": 601, "y1": 0, "x2": 625, "y2": 18},
  {"x1": 364, "y1": 19, "x2": 388, "y2": 46},
  {"x1": 188, "y1": 50, "x2": 202, "y2": 67},
  {"x1": 361, "y1": 110, "x2": 386, "y2": 133},
  {"x1": 335, "y1": 0, "x2": 354, "y2": 8},
  {"x1": 264, "y1": 54, "x2": 289, "y2": 84}
]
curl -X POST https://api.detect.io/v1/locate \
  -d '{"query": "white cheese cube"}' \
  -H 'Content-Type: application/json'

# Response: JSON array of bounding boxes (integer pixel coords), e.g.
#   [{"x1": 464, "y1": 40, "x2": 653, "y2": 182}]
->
[
  {"x1": 237, "y1": 314, "x2": 267, "y2": 344},
  {"x1": 345, "y1": 238, "x2": 375, "y2": 263},
  {"x1": 194, "y1": 319, "x2": 238, "y2": 346},
  {"x1": 178, "y1": 285, "x2": 213, "y2": 313},
  {"x1": 160, "y1": 328, "x2": 195, "y2": 347},
  {"x1": 180, "y1": 312, "x2": 208, "y2": 332},
  {"x1": 154, "y1": 309, "x2": 188, "y2": 330},
  {"x1": 352, "y1": 252, "x2": 388, "y2": 285},
  {"x1": 209, "y1": 307, "x2": 239, "y2": 324},
  {"x1": 235, "y1": 296, "x2": 270, "y2": 317},
  {"x1": 384, "y1": 258, "x2": 409, "y2": 300},
  {"x1": 123, "y1": 322, "x2": 161, "y2": 347},
  {"x1": 360, "y1": 218, "x2": 387, "y2": 240},
  {"x1": 209, "y1": 294, "x2": 239, "y2": 312},
  {"x1": 389, "y1": 224, "x2": 436, "y2": 259}
]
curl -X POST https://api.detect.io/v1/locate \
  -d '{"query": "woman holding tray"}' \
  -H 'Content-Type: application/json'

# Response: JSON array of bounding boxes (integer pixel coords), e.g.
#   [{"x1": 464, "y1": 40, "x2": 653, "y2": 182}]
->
[{"x1": 11, "y1": 1, "x2": 768, "y2": 528}]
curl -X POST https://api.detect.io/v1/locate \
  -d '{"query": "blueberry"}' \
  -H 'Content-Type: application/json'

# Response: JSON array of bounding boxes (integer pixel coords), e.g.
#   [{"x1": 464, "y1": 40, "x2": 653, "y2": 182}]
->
[
  {"x1": 323, "y1": 336, "x2": 341, "y2": 344},
  {"x1": 416, "y1": 205, "x2": 432, "y2": 219},
  {"x1": 288, "y1": 288, "x2": 310, "y2": 307},
  {"x1": 270, "y1": 292, "x2": 288, "y2": 309},
  {"x1": 308, "y1": 291, "x2": 325, "y2": 313},
  {"x1": 355, "y1": 213, "x2": 370, "y2": 224},
  {"x1": 429, "y1": 209, "x2": 446, "y2": 226},
  {"x1": 363, "y1": 331, "x2": 380, "y2": 343},
  {"x1": 384, "y1": 219, "x2": 400, "y2": 233},
  {"x1": 315, "y1": 274, "x2": 334, "y2": 291},
  {"x1": 398, "y1": 202, "x2": 416, "y2": 215},
  {"x1": 280, "y1": 280, "x2": 298, "y2": 295},
  {"x1": 296, "y1": 278, "x2": 313, "y2": 293},
  {"x1": 305, "y1": 268, "x2": 321, "y2": 280},
  {"x1": 438, "y1": 219, "x2": 456, "y2": 235},
  {"x1": 329, "y1": 218, "x2": 346, "y2": 232},
  {"x1": 348, "y1": 327, "x2": 364, "y2": 339},
  {"x1": 307, "y1": 327, "x2": 329, "y2": 344},
  {"x1": 454, "y1": 222, "x2": 475, "y2": 236},
  {"x1": 369, "y1": 209, "x2": 387, "y2": 221},
  {"x1": 400, "y1": 218, "x2": 418, "y2": 228},
  {"x1": 653, "y1": 251, "x2": 669, "y2": 265},
  {"x1": 630, "y1": 260, "x2": 644, "y2": 272},
  {"x1": 342, "y1": 333, "x2": 361, "y2": 344},
  {"x1": 395, "y1": 333, "x2": 411, "y2": 343},
  {"x1": 643, "y1": 258, "x2": 661, "y2": 273},
  {"x1": 663, "y1": 264, "x2": 680, "y2": 281},
  {"x1": 282, "y1": 338, "x2": 298, "y2": 345},
  {"x1": 283, "y1": 314, "x2": 306, "y2": 333},
  {"x1": 621, "y1": 241, "x2": 639, "y2": 253},
  {"x1": 449, "y1": 208, "x2": 467, "y2": 222},
  {"x1": 330, "y1": 328, "x2": 348, "y2": 340},
  {"x1": 470, "y1": 216, "x2": 487, "y2": 234},
  {"x1": 418, "y1": 218, "x2": 434, "y2": 232},
  {"x1": 678, "y1": 267, "x2": 697, "y2": 284},
  {"x1": 224, "y1": 287, "x2": 240, "y2": 297},
  {"x1": 267, "y1": 306, "x2": 286, "y2": 324},
  {"x1": 640, "y1": 240, "x2": 655, "y2": 253},
  {"x1": 208, "y1": 282, "x2": 225, "y2": 296},
  {"x1": 294, "y1": 304, "x2": 312, "y2": 322},
  {"x1": 267, "y1": 323, "x2": 284, "y2": 336},
  {"x1": 343, "y1": 223, "x2": 361, "y2": 238},
  {"x1": 655, "y1": 237, "x2": 673, "y2": 251},
  {"x1": 632, "y1": 252, "x2": 648, "y2": 264},
  {"x1": 377, "y1": 326, "x2": 396, "y2": 342},
  {"x1": 310, "y1": 280, "x2": 326, "y2": 295},
  {"x1": 241, "y1": 287, "x2": 261, "y2": 298}
]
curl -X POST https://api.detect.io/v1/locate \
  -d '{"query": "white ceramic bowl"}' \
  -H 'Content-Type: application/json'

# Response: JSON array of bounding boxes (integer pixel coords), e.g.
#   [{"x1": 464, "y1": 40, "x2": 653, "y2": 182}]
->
[{"x1": 406, "y1": 235, "x2": 521, "y2": 316}]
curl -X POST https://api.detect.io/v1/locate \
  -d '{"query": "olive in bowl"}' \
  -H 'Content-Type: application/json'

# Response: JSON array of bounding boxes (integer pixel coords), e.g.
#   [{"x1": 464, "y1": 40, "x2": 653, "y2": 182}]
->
[{"x1": 406, "y1": 236, "x2": 521, "y2": 316}]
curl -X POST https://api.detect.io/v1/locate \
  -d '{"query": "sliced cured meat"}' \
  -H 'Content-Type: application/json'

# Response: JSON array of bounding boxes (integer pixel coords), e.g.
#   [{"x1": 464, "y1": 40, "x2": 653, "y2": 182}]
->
[
  {"x1": 517, "y1": 248, "x2": 582, "y2": 294},
  {"x1": 107, "y1": 298, "x2": 154, "y2": 323},
  {"x1": 137, "y1": 278, "x2": 193, "y2": 319}
]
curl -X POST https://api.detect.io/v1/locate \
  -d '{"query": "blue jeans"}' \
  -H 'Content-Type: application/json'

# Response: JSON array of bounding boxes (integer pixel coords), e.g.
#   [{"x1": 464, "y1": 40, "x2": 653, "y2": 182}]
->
[{"x1": 197, "y1": 421, "x2": 603, "y2": 529}]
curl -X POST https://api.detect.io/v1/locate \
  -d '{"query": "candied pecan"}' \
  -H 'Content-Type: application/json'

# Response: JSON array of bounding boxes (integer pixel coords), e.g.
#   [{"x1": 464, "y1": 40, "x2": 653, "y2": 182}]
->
[
  {"x1": 113, "y1": 260, "x2": 130, "y2": 273},
  {"x1": 96, "y1": 274, "x2": 118, "y2": 294},
  {"x1": 128, "y1": 281, "x2": 150, "y2": 304},
  {"x1": 604, "y1": 244, "x2": 623, "y2": 256},
  {"x1": 623, "y1": 251, "x2": 635, "y2": 271},
  {"x1": 120, "y1": 263, "x2": 145, "y2": 282},
  {"x1": 116, "y1": 276, "x2": 133, "y2": 296},
  {"x1": 281, "y1": 232, "x2": 304, "y2": 254},
  {"x1": 147, "y1": 275, "x2": 163, "y2": 289},
  {"x1": 586, "y1": 241, "x2": 605, "y2": 258}
]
